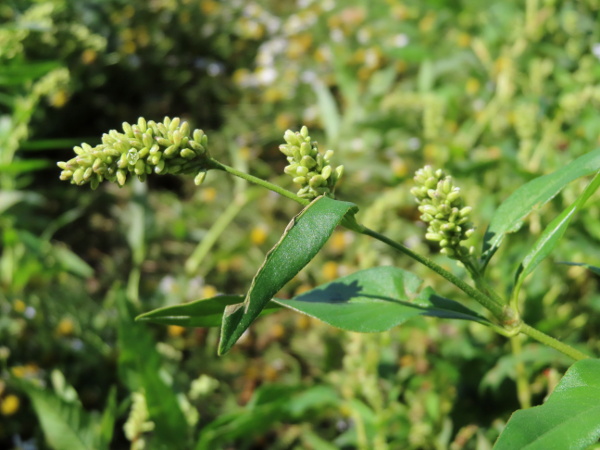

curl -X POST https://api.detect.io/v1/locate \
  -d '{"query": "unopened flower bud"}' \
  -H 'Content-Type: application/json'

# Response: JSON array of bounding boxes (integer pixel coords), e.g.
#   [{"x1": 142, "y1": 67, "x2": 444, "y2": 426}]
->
[{"x1": 194, "y1": 171, "x2": 207, "y2": 185}]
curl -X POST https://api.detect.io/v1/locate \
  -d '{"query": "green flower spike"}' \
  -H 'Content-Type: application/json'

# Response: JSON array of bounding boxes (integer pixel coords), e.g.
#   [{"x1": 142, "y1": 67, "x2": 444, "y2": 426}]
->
[
  {"x1": 279, "y1": 126, "x2": 344, "y2": 199},
  {"x1": 410, "y1": 165, "x2": 475, "y2": 260},
  {"x1": 57, "y1": 117, "x2": 211, "y2": 189}
]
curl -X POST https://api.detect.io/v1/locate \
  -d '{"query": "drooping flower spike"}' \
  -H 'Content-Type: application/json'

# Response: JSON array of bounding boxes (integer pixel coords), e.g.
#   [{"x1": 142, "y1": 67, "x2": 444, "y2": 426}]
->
[
  {"x1": 57, "y1": 117, "x2": 211, "y2": 189},
  {"x1": 279, "y1": 126, "x2": 343, "y2": 200}
]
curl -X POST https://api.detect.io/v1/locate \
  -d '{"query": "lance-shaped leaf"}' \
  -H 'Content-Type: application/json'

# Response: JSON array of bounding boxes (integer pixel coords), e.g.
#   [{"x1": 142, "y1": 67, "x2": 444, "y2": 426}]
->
[
  {"x1": 482, "y1": 149, "x2": 600, "y2": 268},
  {"x1": 117, "y1": 292, "x2": 188, "y2": 448},
  {"x1": 218, "y1": 196, "x2": 358, "y2": 355},
  {"x1": 494, "y1": 359, "x2": 600, "y2": 450},
  {"x1": 515, "y1": 172, "x2": 600, "y2": 286},
  {"x1": 558, "y1": 261, "x2": 600, "y2": 277},
  {"x1": 12, "y1": 378, "x2": 117, "y2": 450},
  {"x1": 274, "y1": 266, "x2": 491, "y2": 332},
  {"x1": 136, "y1": 295, "x2": 281, "y2": 327}
]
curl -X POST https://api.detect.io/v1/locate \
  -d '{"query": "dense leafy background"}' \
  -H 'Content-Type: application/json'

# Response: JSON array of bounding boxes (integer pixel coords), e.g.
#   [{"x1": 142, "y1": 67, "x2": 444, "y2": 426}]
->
[{"x1": 1, "y1": 0, "x2": 599, "y2": 448}]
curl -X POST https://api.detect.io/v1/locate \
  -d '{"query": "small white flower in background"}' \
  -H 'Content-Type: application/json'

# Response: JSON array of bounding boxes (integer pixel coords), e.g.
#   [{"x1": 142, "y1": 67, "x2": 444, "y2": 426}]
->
[
  {"x1": 592, "y1": 43, "x2": 600, "y2": 60},
  {"x1": 357, "y1": 28, "x2": 371, "y2": 44},
  {"x1": 300, "y1": 70, "x2": 317, "y2": 84},
  {"x1": 189, "y1": 374, "x2": 220, "y2": 400},
  {"x1": 393, "y1": 34, "x2": 410, "y2": 48},
  {"x1": 256, "y1": 67, "x2": 277, "y2": 85},
  {"x1": 407, "y1": 137, "x2": 421, "y2": 151},
  {"x1": 330, "y1": 28, "x2": 344, "y2": 43}
]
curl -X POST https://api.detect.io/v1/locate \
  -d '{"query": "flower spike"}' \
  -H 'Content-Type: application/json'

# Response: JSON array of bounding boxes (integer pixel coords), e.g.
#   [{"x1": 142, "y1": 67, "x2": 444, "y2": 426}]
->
[
  {"x1": 279, "y1": 126, "x2": 343, "y2": 199},
  {"x1": 411, "y1": 165, "x2": 475, "y2": 260},
  {"x1": 58, "y1": 117, "x2": 211, "y2": 189}
]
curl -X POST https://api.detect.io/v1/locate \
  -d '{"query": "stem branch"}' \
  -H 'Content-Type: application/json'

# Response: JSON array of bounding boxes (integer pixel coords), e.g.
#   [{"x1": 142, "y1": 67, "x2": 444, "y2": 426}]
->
[
  {"x1": 511, "y1": 335, "x2": 531, "y2": 409},
  {"x1": 209, "y1": 159, "x2": 309, "y2": 206},
  {"x1": 520, "y1": 323, "x2": 590, "y2": 361},
  {"x1": 361, "y1": 227, "x2": 507, "y2": 320}
]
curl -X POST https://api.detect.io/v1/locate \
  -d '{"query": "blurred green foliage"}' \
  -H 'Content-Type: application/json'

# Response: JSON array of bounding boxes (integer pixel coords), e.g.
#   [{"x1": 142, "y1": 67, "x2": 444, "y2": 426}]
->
[{"x1": 1, "y1": 0, "x2": 599, "y2": 448}]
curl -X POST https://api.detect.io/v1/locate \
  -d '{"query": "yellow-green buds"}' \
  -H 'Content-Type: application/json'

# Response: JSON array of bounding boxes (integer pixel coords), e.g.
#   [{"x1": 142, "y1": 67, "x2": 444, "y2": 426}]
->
[
  {"x1": 57, "y1": 117, "x2": 211, "y2": 189},
  {"x1": 279, "y1": 126, "x2": 343, "y2": 199},
  {"x1": 410, "y1": 166, "x2": 475, "y2": 259}
]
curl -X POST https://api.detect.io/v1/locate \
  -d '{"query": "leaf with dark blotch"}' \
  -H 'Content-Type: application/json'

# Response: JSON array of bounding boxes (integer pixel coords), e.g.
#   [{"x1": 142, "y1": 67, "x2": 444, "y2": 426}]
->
[{"x1": 275, "y1": 266, "x2": 490, "y2": 332}]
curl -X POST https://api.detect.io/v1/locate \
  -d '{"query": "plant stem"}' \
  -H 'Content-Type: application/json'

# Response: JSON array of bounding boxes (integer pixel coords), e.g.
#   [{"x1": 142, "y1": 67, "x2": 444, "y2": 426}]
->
[
  {"x1": 361, "y1": 227, "x2": 507, "y2": 320},
  {"x1": 208, "y1": 160, "x2": 592, "y2": 362},
  {"x1": 510, "y1": 335, "x2": 531, "y2": 409},
  {"x1": 520, "y1": 323, "x2": 590, "y2": 361},
  {"x1": 209, "y1": 159, "x2": 309, "y2": 207},
  {"x1": 185, "y1": 192, "x2": 250, "y2": 276}
]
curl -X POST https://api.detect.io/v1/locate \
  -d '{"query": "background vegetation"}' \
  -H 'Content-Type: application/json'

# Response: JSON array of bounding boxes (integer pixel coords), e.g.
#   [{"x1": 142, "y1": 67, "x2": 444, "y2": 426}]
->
[{"x1": 1, "y1": 0, "x2": 599, "y2": 448}]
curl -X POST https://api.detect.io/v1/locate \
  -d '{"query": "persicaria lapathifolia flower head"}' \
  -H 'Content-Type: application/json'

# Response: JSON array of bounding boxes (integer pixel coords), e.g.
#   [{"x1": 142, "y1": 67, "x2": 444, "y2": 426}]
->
[
  {"x1": 410, "y1": 165, "x2": 475, "y2": 260},
  {"x1": 279, "y1": 126, "x2": 344, "y2": 199},
  {"x1": 57, "y1": 117, "x2": 211, "y2": 189}
]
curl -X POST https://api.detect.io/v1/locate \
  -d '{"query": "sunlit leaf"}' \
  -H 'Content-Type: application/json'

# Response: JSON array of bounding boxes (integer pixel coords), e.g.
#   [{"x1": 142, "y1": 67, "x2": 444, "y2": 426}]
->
[
  {"x1": 494, "y1": 359, "x2": 600, "y2": 450},
  {"x1": 136, "y1": 295, "x2": 280, "y2": 327},
  {"x1": 219, "y1": 196, "x2": 358, "y2": 354},
  {"x1": 482, "y1": 149, "x2": 600, "y2": 268},
  {"x1": 515, "y1": 172, "x2": 600, "y2": 285},
  {"x1": 275, "y1": 267, "x2": 491, "y2": 332}
]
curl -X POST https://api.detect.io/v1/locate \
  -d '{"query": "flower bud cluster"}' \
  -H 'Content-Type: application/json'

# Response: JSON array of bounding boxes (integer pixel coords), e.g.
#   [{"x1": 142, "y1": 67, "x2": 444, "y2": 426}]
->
[
  {"x1": 279, "y1": 126, "x2": 343, "y2": 199},
  {"x1": 410, "y1": 166, "x2": 475, "y2": 259},
  {"x1": 57, "y1": 117, "x2": 211, "y2": 189}
]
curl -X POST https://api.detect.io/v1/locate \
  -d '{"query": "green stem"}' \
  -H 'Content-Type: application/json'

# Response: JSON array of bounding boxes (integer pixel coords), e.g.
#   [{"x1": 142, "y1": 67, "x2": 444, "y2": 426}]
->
[
  {"x1": 474, "y1": 274, "x2": 506, "y2": 307},
  {"x1": 361, "y1": 227, "x2": 507, "y2": 320},
  {"x1": 127, "y1": 266, "x2": 141, "y2": 305},
  {"x1": 185, "y1": 192, "x2": 250, "y2": 276},
  {"x1": 209, "y1": 159, "x2": 309, "y2": 207},
  {"x1": 463, "y1": 255, "x2": 507, "y2": 306},
  {"x1": 520, "y1": 323, "x2": 590, "y2": 361},
  {"x1": 207, "y1": 160, "x2": 592, "y2": 362},
  {"x1": 511, "y1": 335, "x2": 531, "y2": 409}
]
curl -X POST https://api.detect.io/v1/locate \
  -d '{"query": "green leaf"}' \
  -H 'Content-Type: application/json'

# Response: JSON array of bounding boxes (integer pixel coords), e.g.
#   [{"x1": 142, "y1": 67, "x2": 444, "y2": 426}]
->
[
  {"x1": 558, "y1": 262, "x2": 600, "y2": 276},
  {"x1": 218, "y1": 196, "x2": 358, "y2": 355},
  {"x1": 0, "y1": 158, "x2": 51, "y2": 174},
  {"x1": 195, "y1": 385, "x2": 339, "y2": 450},
  {"x1": 275, "y1": 267, "x2": 490, "y2": 332},
  {"x1": 136, "y1": 295, "x2": 281, "y2": 327},
  {"x1": 0, "y1": 190, "x2": 44, "y2": 214},
  {"x1": 20, "y1": 137, "x2": 98, "y2": 151},
  {"x1": 494, "y1": 359, "x2": 600, "y2": 450},
  {"x1": 0, "y1": 61, "x2": 60, "y2": 85},
  {"x1": 515, "y1": 172, "x2": 600, "y2": 285},
  {"x1": 418, "y1": 59, "x2": 435, "y2": 92},
  {"x1": 12, "y1": 378, "x2": 115, "y2": 450},
  {"x1": 116, "y1": 291, "x2": 189, "y2": 449},
  {"x1": 480, "y1": 344, "x2": 572, "y2": 394},
  {"x1": 98, "y1": 388, "x2": 117, "y2": 450},
  {"x1": 52, "y1": 243, "x2": 94, "y2": 278},
  {"x1": 313, "y1": 80, "x2": 341, "y2": 145},
  {"x1": 482, "y1": 149, "x2": 600, "y2": 267}
]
